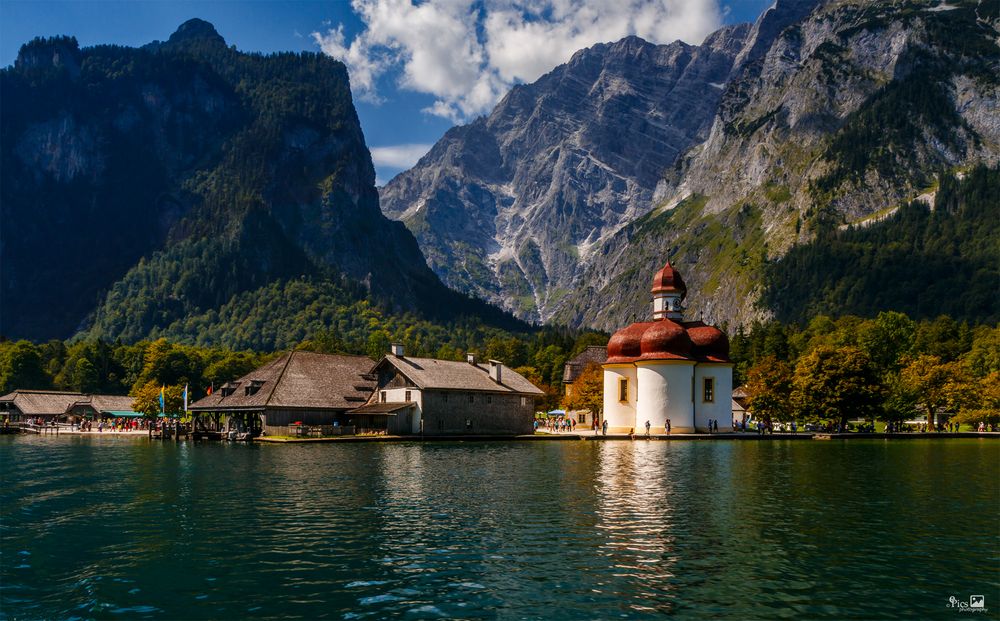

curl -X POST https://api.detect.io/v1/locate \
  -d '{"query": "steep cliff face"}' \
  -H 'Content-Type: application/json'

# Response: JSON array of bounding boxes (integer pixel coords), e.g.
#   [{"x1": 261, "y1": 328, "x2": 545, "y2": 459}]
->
[
  {"x1": 561, "y1": 0, "x2": 999, "y2": 331},
  {"x1": 379, "y1": 28, "x2": 752, "y2": 323},
  {"x1": 1, "y1": 21, "x2": 516, "y2": 344}
]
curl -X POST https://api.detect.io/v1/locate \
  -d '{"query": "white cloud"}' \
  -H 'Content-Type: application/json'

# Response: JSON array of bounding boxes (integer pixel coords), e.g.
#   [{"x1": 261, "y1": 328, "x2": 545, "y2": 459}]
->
[
  {"x1": 370, "y1": 143, "x2": 434, "y2": 168},
  {"x1": 313, "y1": 0, "x2": 722, "y2": 122}
]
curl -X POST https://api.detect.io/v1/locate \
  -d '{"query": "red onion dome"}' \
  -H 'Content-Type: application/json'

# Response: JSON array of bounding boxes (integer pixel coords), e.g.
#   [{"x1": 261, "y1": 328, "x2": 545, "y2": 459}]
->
[
  {"x1": 651, "y1": 260, "x2": 686, "y2": 297},
  {"x1": 606, "y1": 322, "x2": 655, "y2": 363},
  {"x1": 685, "y1": 322, "x2": 731, "y2": 363},
  {"x1": 638, "y1": 319, "x2": 693, "y2": 360}
]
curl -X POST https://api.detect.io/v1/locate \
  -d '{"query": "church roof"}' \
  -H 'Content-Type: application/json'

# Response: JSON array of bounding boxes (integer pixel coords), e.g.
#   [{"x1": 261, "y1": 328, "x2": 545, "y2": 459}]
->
[
  {"x1": 606, "y1": 260, "x2": 729, "y2": 364},
  {"x1": 651, "y1": 260, "x2": 686, "y2": 297}
]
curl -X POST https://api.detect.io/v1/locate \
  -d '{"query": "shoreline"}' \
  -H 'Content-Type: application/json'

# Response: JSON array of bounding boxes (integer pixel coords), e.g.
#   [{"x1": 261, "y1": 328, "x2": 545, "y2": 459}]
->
[
  {"x1": 257, "y1": 431, "x2": 999, "y2": 443},
  {"x1": 6, "y1": 430, "x2": 997, "y2": 443}
]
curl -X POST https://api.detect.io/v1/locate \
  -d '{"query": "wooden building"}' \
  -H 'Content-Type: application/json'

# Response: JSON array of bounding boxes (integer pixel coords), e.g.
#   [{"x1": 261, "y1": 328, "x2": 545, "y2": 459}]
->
[
  {"x1": 0, "y1": 390, "x2": 85, "y2": 422},
  {"x1": 366, "y1": 344, "x2": 544, "y2": 435},
  {"x1": 65, "y1": 395, "x2": 139, "y2": 422},
  {"x1": 188, "y1": 351, "x2": 375, "y2": 437}
]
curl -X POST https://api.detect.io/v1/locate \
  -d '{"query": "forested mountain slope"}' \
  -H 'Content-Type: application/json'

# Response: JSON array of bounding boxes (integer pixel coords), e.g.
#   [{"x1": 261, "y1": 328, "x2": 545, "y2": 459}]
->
[{"x1": 1, "y1": 20, "x2": 521, "y2": 347}]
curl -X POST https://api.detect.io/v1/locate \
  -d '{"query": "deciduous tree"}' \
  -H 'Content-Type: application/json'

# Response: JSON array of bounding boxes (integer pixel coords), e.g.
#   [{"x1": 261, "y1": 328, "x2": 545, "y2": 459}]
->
[
  {"x1": 792, "y1": 346, "x2": 883, "y2": 429},
  {"x1": 745, "y1": 356, "x2": 794, "y2": 426}
]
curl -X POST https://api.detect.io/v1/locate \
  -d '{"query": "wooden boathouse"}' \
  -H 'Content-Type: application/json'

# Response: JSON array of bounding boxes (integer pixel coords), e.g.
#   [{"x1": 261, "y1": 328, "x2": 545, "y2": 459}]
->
[{"x1": 188, "y1": 351, "x2": 376, "y2": 438}]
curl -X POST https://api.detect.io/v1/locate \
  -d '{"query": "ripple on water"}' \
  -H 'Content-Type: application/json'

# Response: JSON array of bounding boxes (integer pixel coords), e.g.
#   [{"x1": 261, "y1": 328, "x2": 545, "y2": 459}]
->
[{"x1": 1, "y1": 437, "x2": 998, "y2": 619}]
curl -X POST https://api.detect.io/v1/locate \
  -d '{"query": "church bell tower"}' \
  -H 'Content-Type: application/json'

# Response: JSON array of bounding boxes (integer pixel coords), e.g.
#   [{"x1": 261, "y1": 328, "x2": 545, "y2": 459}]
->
[{"x1": 651, "y1": 260, "x2": 686, "y2": 321}]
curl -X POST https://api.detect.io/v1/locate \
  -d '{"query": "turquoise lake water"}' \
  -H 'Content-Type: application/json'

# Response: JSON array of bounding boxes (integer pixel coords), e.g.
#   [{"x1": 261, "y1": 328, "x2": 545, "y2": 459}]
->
[{"x1": 1, "y1": 436, "x2": 998, "y2": 620}]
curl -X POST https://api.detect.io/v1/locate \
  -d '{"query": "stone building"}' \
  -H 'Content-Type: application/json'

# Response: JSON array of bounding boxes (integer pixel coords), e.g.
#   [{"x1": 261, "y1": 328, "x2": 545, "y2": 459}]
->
[
  {"x1": 603, "y1": 260, "x2": 733, "y2": 433},
  {"x1": 366, "y1": 345, "x2": 544, "y2": 435}
]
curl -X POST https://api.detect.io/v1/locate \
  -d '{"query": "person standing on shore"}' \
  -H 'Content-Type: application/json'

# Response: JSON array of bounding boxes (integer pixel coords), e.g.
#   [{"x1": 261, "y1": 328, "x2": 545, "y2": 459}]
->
[
  {"x1": 707, "y1": 419, "x2": 713, "y2": 435},
  {"x1": 645, "y1": 420, "x2": 651, "y2": 438},
  {"x1": 602, "y1": 420, "x2": 608, "y2": 436},
  {"x1": 665, "y1": 419, "x2": 671, "y2": 435}
]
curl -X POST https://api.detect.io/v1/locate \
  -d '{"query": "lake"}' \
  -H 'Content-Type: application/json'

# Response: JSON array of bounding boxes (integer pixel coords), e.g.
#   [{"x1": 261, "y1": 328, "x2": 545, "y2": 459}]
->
[{"x1": 1, "y1": 436, "x2": 997, "y2": 619}]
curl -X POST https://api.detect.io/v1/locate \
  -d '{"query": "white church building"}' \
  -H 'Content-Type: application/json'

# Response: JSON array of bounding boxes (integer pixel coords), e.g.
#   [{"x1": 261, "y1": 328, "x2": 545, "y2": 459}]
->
[{"x1": 603, "y1": 260, "x2": 733, "y2": 434}]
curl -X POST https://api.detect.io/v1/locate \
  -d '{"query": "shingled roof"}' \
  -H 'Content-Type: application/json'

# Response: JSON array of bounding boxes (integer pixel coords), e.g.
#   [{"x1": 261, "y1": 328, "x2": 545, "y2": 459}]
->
[
  {"x1": 376, "y1": 355, "x2": 544, "y2": 395},
  {"x1": 562, "y1": 345, "x2": 608, "y2": 383},
  {"x1": 189, "y1": 351, "x2": 375, "y2": 411},
  {"x1": 68, "y1": 395, "x2": 136, "y2": 414},
  {"x1": 0, "y1": 390, "x2": 85, "y2": 416}
]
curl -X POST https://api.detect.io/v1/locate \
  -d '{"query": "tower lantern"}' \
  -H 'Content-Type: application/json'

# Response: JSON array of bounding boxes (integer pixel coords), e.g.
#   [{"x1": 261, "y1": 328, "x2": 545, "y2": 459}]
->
[{"x1": 651, "y1": 260, "x2": 686, "y2": 320}]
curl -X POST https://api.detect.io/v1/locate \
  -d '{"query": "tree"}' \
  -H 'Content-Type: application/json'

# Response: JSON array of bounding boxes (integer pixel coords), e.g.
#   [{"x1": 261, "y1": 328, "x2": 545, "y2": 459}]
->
[
  {"x1": 366, "y1": 330, "x2": 391, "y2": 361},
  {"x1": 564, "y1": 363, "x2": 603, "y2": 422},
  {"x1": 203, "y1": 353, "x2": 261, "y2": 389},
  {"x1": 858, "y1": 311, "x2": 915, "y2": 373},
  {"x1": 951, "y1": 371, "x2": 1000, "y2": 427},
  {"x1": 0, "y1": 341, "x2": 50, "y2": 393},
  {"x1": 131, "y1": 381, "x2": 184, "y2": 418},
  {"x1": 792, "y1": 346, "x2": 884, "y2": 429},
  {"x1": 964, "y1": 326, "x2": 1000, "y2": 378},
  {"x1": 745, "y1": 356, "x2": 794, "y2": 426},
  {"x1": 898, "y1": 355, "x2": 971, "y2": 427},
  {"x1": 71, "y1": 357, "x2": 101, "y2": 393}
]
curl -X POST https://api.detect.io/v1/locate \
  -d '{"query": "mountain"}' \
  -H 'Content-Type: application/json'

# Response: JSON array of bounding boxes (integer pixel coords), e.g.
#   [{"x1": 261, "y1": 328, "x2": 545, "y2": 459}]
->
[
  {"x1": 381, "y1": 0, "x2": 999, "y2": 330},
  {"x1": 1, "y1": 19, "x2": 520, "y2": 347},
  {"x1": 379, "y1": 25, "x2": 753, "y2": 323},
  {"x1": 558, "y1": 0, "x2": 999, "y2": 330}
]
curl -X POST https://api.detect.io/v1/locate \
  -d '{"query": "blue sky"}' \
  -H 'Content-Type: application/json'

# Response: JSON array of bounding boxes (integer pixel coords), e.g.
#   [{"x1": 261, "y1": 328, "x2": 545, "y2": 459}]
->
[{"x1": 1, "y1": 0, "x2": 773, "y2": 184}]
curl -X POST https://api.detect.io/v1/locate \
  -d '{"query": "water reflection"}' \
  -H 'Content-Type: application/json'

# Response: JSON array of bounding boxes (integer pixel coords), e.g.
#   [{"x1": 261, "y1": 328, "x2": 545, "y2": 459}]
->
[
  {"x1": 1, "y1": 436, "x2": 997, "y2": 620},
  {"x1": 594, "y1": 441, "x2": 679, "y2": 614}
]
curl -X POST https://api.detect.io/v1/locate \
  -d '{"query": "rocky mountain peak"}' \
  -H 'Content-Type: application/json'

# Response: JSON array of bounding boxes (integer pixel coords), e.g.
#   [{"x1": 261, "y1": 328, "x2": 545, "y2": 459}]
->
[
  {"x1": 14, "y1": 36, "x2": 82, "y2": 76},
  {"x1": 168, "y1": 18, "x2": 226, "y2": 46},
  {"x1": 380, "y1": 26, "x2": 752, "y2": 323}
]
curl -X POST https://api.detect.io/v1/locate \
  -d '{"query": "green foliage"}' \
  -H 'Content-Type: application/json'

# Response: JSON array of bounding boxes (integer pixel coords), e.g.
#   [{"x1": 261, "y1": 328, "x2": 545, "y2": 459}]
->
[
  {"x1": 814, "y1": 4, "x2": 998, "y2": 195},
  {"x1": 131, "y1": 381, "x2": 184, "y2": 417},
  {"x1": 564, "y1": 363, "x2": 603, "y2": 417},
  {"x1": 766, "y1": 167, "x2": 1000, "y2": 323},
  {"x1": 792, "y1": 346, "x2": 884, "y2": 427},
  {"x1": 744, "y1": 356, "x2": 794, "y2": 424},
  {"x1": 0, "y1": 341, "x2": 51, "y2": 393}
]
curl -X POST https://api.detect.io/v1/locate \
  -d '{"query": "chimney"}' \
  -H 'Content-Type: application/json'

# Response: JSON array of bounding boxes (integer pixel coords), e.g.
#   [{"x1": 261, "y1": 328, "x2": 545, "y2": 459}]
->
[
  {"x1": 466, "y1": 352, "x2": 478, "y2": 365},
  {"x1": 489, "y1": 360, "x2": 503, "y2": 384},
  {"x1": 390, "y1": 343, "x2": 404, "y2": 357}
]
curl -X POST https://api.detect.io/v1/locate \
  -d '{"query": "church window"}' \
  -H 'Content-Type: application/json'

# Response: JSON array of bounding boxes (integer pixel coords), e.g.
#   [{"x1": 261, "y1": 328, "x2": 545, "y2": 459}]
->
[
  {"x1": 405, "y1": 390, "x2": 411, "y2": 402},
  {"x1": 703, "y1": 378, "x2": 715, "y2": 403},
  {"x1": 618, "y1": 378, "x2": 628, "y2": 402},
  {"x1": 380, "y1": 391, "x2": 386, "y2": 403},
  {"x1": 578, "y1": 413, "x2": 586, "y2": 424}
]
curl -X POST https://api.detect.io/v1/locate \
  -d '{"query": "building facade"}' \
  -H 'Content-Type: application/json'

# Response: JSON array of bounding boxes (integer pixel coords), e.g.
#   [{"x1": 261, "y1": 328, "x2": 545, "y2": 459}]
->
[
  {"x1": 189, "y1": 351, "x2": 376, "y2": 437},
  {"x1": 367, "y1": 346, "x2": 544, "y2": 435},
  {"x1": 603, "y1": 260, "x2": 733, "y2": 433}
]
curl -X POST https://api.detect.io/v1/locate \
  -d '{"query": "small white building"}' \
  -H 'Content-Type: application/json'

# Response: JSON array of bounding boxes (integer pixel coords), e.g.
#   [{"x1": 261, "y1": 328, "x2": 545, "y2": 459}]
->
[{"x1": 602, "y1": 260, "x2": 733, "y2": 433}]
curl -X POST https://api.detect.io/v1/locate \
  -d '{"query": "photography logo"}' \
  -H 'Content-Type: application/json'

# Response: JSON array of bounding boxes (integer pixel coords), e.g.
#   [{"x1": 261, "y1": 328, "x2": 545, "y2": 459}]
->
[{"x1": 948, "y1": 595, "x2": 987, "y2": 613}]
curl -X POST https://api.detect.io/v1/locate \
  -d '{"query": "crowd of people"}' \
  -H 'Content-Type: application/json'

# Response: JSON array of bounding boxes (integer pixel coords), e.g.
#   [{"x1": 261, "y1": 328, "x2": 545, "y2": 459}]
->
[{"x1": 533, "y1": 414, "x2": 997, "y2": 436}]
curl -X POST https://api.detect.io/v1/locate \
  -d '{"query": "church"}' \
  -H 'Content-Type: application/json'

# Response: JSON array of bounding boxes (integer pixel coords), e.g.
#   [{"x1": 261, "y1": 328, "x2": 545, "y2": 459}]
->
[{"x1": 603, "y1": 260, "x2": 733, "y2": 433}]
